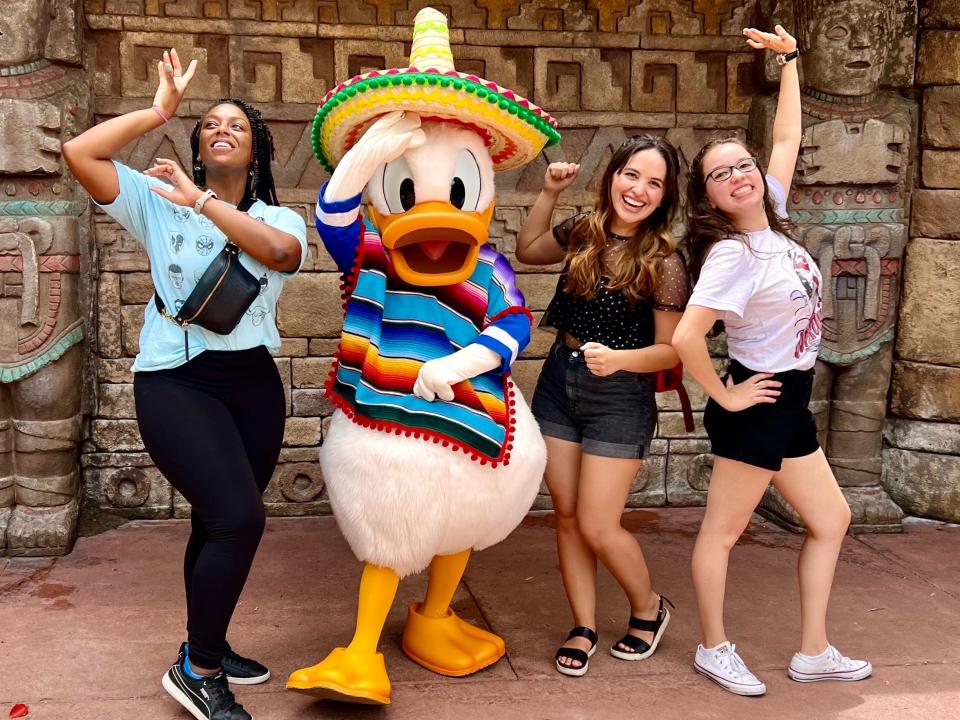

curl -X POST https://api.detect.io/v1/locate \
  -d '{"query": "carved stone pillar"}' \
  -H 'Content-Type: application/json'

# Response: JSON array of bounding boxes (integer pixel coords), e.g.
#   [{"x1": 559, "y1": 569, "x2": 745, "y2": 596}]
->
[
  {"x1": 750, "y1": 0, "x2": 918, "y2": 531},
  {"x1": 0, "y1": 0, "x2": 91, "y2": 556}
]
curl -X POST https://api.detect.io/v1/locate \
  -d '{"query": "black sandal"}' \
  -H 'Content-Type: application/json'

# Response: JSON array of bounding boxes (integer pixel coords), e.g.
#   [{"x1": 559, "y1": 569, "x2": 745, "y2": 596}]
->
[
  {"x1": 609, "y1": 595, "x2": 674, "y2": 661},
  {"x1": 555, "y1": 626, "x2": 598, "y2": 677}
]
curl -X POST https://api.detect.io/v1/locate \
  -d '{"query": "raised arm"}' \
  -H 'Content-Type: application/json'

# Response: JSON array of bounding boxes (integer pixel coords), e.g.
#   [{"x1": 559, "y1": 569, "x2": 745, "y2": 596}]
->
[
  {"x1": 744, "y1": 25, "x2": 801, "y2": 195},
  {"x1": 62, "y1": 49, "x2": 196, "y2": 204},
  {"x1": 515, "y1": 162, "x2": 579, "y2": 265}
]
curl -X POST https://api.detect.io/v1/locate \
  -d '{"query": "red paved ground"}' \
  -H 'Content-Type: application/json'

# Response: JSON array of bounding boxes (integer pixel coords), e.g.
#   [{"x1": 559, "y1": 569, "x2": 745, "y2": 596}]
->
[{"x1": 1, "y1": 508, "x2": 958, "y2": 719}]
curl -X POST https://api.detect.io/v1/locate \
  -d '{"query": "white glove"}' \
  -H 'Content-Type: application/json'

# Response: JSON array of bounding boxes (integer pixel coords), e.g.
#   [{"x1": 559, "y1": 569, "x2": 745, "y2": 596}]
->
[
  {"x1": 323, "y1": 110, "x2": 426, "y2": 202},
  {"x1": 413, "y1": 344, "x2": 502, "y2": 402}
]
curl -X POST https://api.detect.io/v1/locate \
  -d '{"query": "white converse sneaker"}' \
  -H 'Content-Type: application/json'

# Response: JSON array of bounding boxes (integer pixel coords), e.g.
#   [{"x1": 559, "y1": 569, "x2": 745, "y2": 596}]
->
[
  {"x1": 694, "y1": 641, "x2": 766, "y2": 696},
  {"x1": 788, "y1": 645, "x2": 872, "y2": 683}
]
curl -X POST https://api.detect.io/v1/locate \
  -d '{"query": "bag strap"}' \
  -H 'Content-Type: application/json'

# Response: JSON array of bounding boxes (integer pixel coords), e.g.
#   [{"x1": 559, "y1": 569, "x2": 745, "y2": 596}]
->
[{"x1": 151, "y1": 194, "x2": 258, "y2": 360}]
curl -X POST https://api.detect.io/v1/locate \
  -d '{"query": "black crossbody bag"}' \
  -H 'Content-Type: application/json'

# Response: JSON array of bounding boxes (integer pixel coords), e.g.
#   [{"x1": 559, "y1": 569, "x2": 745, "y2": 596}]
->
[{"x1": 155, "y1": 197, "x2": 260, "y2": 359}]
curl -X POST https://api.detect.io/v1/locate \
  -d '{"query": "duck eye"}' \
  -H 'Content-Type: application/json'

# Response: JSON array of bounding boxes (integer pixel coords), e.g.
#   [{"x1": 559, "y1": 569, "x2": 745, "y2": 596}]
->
[
  {"x1": 381, "y1": 156, "x2": 416, "y2": 214},
  {"x1": 450, "y1": 149, "x2": 481, "y2": 211}
]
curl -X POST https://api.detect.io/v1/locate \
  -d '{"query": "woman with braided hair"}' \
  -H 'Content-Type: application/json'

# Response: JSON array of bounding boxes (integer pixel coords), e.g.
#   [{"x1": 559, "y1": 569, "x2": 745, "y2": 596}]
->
[{"x1": 64, "y1": 49, "x2": 306, "y2": 720}]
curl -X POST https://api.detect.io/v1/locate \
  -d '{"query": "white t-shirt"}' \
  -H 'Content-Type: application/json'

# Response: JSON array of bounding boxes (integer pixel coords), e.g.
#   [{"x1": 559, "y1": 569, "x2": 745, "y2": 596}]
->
[{"x1": 687, "y1": 175, "x2": 822, "y2": 372}]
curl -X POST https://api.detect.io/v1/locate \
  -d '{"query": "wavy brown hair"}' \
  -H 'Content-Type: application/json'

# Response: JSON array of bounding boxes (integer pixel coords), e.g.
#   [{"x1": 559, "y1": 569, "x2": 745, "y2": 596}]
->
[
  {"x1": 564, "y1": 135, "x2": 680, "y2": 306},
  {"x1": 684, "y1": 137, "x2": 797, "y2": 283}
]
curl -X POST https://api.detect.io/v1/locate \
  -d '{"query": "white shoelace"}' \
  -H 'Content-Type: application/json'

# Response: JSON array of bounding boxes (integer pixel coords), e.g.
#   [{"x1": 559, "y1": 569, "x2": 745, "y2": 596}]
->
[
  {"x1": 822, "y1": 645, "x2": 857, "y2": 670},
  {"x1": 716, "y1": 644, "x2": 755, "y2": 681}
]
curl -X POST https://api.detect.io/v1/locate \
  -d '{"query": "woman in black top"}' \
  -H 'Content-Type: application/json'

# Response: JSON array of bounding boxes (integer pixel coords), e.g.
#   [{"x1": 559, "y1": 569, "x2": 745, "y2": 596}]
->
[{"x1": 516, "y1": 135, "x2": 689, "y2": 676}]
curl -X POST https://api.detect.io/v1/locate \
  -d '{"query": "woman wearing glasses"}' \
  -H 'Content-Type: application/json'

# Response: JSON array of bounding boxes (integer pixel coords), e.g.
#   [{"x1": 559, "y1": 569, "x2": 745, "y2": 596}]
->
[{"x1": 672, "y1": 26, "x2": 871, "y2": 696}]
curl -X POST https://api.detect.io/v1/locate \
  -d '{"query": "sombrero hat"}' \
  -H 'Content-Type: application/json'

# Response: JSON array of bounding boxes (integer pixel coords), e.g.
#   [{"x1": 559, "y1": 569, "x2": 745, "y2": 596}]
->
[{"x1": 311, "y1": 7, "x2": 560, "y2": 173}]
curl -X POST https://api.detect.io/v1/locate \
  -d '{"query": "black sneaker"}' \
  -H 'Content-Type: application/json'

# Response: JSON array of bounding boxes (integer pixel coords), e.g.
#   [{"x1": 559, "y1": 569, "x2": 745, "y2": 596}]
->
[
  {"x1": 177, "y1": 642, "x2": 271, "y2": 686},
  {"x1": 222, "y1": 644, "x2": 271, "y2": 685},
  {"x1": 162, "y1": 660, "x2": 251, "y2": 720}
]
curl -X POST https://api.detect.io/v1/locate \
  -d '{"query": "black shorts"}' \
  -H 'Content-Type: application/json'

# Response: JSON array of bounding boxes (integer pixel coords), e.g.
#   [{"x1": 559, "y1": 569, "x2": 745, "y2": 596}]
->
[
  {"x1": 531, "y1": 341, "x2": 657, "y2": 459},
  {"x1": 703, "y1": 358, "x2": 819, "y2": 472}
]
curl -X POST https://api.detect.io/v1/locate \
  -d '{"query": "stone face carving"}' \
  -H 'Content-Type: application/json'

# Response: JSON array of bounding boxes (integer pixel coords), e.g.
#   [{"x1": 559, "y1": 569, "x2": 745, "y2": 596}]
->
[
  {"x1": 750, "y1": 0, "x2": 917, "y2": 530},
  {"x1": 0, "y1": 0, "x2": 90, "y2": 556}
]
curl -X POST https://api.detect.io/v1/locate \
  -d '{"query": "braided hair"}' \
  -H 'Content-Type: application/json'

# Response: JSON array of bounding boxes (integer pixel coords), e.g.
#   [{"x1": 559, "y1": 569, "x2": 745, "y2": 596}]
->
[{"x1": 190, "y1": 98, "x2": 280, "y2": 206}]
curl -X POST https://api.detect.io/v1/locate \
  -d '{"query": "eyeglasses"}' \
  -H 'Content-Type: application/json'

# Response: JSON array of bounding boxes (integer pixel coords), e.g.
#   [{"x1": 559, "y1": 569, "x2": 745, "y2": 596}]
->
[{"x1": 705, "y1": 157, "x2": 758, "y2": 183}]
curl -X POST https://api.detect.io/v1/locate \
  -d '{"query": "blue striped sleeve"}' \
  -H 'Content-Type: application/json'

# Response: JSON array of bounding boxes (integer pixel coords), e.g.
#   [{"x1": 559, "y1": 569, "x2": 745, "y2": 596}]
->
[
  {"x1": 315, "y1": 180, "x2": 363, "y2": 275},
  {"x1": 475, "y1": 251, "x2": 531, "y2": 371}
]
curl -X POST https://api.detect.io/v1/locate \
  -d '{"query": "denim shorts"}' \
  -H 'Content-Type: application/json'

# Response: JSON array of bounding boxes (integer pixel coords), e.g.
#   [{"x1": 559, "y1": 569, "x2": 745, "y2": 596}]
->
[{"x1": 531, "y1": 341, "x2": 657, "y2": 459}]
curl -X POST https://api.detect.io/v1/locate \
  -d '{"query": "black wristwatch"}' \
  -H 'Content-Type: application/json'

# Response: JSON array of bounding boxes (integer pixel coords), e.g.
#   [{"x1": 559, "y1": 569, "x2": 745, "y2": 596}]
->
[{"x1": 777, "y1": 49, "x2": 800, "y2": 66}]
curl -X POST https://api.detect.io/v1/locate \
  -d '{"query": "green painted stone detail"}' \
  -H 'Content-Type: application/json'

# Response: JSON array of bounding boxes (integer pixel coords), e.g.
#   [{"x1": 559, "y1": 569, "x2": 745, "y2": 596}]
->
[
  {"x1": 311, "y1": 72, "x2": 562, "y2": 171},
  {"x1": 0, "y1": 201, "x2": 79, "y2": 217},
  {"x1": 0, "y1": 325, "x2": 85, "y2": 383},
  {"x1": 817, "y1": 328, "x2": 894, "y2": 366},
  {"x1": 790, "y1": 209, "x2": 903, "y2": 224}
]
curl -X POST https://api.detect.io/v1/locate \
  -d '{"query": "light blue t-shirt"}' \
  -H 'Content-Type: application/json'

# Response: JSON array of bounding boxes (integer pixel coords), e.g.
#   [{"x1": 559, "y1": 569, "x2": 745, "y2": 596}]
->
[{"x1": 97, "y1": 161, "x2": 308, "y2": 372}]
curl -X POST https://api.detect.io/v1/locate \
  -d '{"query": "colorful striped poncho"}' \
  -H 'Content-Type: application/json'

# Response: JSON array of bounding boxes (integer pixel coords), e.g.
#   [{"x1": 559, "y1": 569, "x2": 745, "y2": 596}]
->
[{"x1": 316, "y1": 187, "x2": 532, "y2": 466}]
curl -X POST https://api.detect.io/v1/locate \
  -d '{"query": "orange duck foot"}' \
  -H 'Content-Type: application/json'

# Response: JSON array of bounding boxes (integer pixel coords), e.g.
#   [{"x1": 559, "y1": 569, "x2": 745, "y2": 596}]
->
[
  {"x1": 286, "y1": 647, "x2": 391, "y2": 705},
  {"x1": 401, "y1": 602, "x2": 506, "y2": 677}
]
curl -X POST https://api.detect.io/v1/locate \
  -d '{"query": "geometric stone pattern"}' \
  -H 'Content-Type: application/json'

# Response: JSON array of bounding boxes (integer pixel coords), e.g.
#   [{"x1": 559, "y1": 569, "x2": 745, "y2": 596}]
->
[{"x1": 0, "y1": 0, "x2": 940, "y2": 546}]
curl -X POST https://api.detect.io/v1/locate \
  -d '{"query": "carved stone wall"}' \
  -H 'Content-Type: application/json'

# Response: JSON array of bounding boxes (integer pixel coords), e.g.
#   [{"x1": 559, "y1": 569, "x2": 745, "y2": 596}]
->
[
  {"x1": 0, "y1": 0, "x2": 92, "y2": 556},
  {"x1": 0, "y1": 0, "x2": 942, "y2": 543},
  {"x1": 882, "y1": 0, "x2": 960, "y2": 523}
]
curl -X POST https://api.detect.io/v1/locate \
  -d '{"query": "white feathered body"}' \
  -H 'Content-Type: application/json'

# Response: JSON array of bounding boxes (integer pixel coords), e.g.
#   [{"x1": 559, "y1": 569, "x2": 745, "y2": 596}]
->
[{"x1": 320, "y1": 380, "x2": 546, "y2": 578}]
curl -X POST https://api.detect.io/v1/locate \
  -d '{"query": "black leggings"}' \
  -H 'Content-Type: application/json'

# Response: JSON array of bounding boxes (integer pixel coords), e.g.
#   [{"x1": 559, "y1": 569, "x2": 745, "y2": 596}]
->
[{"x1": 134, "y1": 346, "x2": 285, "y2": 669}]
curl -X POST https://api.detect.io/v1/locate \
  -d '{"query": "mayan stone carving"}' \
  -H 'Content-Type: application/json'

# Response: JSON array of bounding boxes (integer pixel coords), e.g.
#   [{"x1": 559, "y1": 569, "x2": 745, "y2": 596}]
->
[
  {"x1": 751, "y1": 0, "x2": 917, "y2": 530},
  {"x1": 0, "y1": 0, "x2": 91, "y2": 556}
]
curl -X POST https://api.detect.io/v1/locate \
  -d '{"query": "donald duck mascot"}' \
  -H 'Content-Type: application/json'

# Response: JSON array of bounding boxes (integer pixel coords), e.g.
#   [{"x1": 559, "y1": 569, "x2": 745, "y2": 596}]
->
[{"x1": 286, "y1": 8, "x2": 559, "y2": 706}]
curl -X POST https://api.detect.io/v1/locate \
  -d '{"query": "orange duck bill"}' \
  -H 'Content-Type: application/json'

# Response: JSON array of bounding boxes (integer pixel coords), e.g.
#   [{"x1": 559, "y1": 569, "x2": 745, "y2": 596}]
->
[{"x1": 368, "y1": 200, "x2": 495, "y2": 287}]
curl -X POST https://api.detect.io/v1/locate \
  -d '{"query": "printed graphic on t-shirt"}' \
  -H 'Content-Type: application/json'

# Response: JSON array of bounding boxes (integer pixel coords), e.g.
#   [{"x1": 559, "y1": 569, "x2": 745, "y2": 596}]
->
[
  {"x1": 786, "y1": 246, "x2": 822, "y2": 359},
  {"x1": 168, "y1": 264, "x2": 183, "y2": 290},
  {"x1": 172, "y1": 205, "x2": 191, "y2": 223},
  {"x1": 170, "y1": 232, "x2": 184, "y2": 254}
]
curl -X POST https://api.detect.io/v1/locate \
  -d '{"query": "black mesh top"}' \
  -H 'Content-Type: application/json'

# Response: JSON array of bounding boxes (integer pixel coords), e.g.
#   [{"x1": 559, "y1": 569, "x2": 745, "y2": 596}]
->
[{"x1": 541, "y1": 212, "x2": 690, "y2": 350}]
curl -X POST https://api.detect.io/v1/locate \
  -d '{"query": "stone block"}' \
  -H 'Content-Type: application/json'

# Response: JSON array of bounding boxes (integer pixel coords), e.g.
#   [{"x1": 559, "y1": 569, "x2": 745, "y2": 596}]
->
[
  {"x1": 656, "y1": 411, "x2": 706, "y2": 439},
  {"x1": 119, "y1": 272, "x2": 155, "y2": 304},
  {"x1": 97, "y1": 272, "x2": 122, "y2": 359},
  {"x1": 922, "y1": 150, "x2": 960, "y2": 187},
  {"x1": 262, "y1": 461, "x2": 331, "y2": 516},
  {"x1": 98, "y1": 383, "x2": 135, "y2": 419},
  {"x1": 883, "y1": 448, "x2": 960, "y2": 522},
  {"x1": 884, "y1": 418, "x2": 960, "y2": 455},
  {"x1": 279, "y1": 338, "x2": 309, "y2": 357},
  {"x1": 664, "y1": 451, "x2": 712, "y2": 506},
  {"x1": 896, "y1": 239, "x2": 960, "y2": 366},
  {"x1": 923, "y1": 1, "x2": 960, "y2": 28},
  {"x1": 276, "y1": 273, "x2": 344, "y2": 337},
  {"x1": 97, "y1": 358, "x2": 133, "y2": 384},
  {"x1": 283, "y1": 417, "x2": 322, "y2": 447},
  {"x1": 274, "y1": 357, "x2": 291, "y2": 415},
  {"x1": 90, "y1": 419, "x2": 143, "y2": 452},
  {"x1": 891, "y1": 361, "x2": 960, "y2": 422},
  {"x1": 923, "y1": 86, "x2": 960, "y2": 147},
  {"x1": 515, "y1": 273, "x2": 560, "y2": 311},
  {"x1": 292, "y1": 389, "x2": 333, "y2": 417},
  {"x1": 626, "y1": 454, "x2": 667, "y2": 507},
  {"x1": 911, "y1": 190, "x2": 960, "y2": 238},
  {"x1": 120, "y1": 304, "x2": 145, "y2": 356},
  {"x1": 918, "y1": 31, "x2": 960, "y2": 85},
  {"x1": 292, "y1": 357, "x2": 335, "y2": 388},
  {"x1": 510, "y1": 358, "x2": 544, "y2": 404},
  {"x1": 85, "y1": 465, "x2": 172, "y2": 519},
  {"x1": 309, "y1": 338, "x2": 341, "y2": 356}
]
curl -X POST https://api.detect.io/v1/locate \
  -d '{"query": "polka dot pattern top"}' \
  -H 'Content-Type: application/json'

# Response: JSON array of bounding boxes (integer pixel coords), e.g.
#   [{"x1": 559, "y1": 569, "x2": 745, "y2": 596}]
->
[{"x1": 541, "y1": 212, "x2": 690, "y2": 350}]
